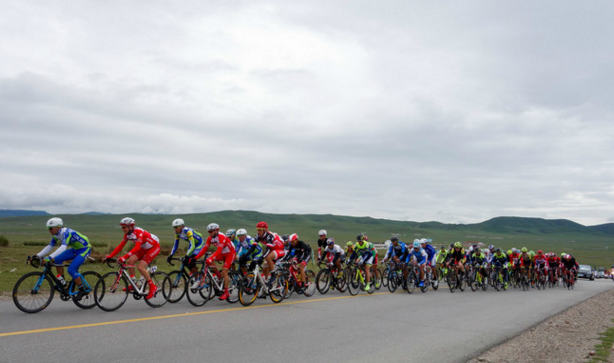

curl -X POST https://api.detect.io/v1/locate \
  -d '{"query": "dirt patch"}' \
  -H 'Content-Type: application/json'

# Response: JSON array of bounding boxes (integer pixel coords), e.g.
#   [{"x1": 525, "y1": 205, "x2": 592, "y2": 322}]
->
[{"x1": 467, "y1": 287, "x2": 614, "y2": 363}]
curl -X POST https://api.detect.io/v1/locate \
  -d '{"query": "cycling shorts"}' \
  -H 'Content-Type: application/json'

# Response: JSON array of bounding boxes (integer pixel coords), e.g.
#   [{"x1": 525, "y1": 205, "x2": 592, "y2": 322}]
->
[
  {"x1": 129, "y1": 245, "x2": 160, "y2": 265},
  {"x1": 271, "y1": 249, "x2": 286, "y2": 260}
]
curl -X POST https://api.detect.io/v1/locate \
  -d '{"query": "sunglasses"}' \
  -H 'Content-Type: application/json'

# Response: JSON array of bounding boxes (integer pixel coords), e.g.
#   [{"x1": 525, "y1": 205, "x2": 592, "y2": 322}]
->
[{"x1": 256, "y1": 228, "x2": 266, "y2": 232}]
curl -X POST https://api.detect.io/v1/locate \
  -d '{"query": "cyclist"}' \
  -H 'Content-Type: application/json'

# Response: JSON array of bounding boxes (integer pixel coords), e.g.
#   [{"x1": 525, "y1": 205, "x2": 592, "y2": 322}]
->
[
  {"x1": 518, "y1": 247, "x2": 533, "y2": 280},
  {"x1": 345, "y1": 242, "x2": 354, "y2": 260},
  {"x1": 349, "y1": 234, "x2": 375, "y2": 291},
  {"x1": 469, "y1": 246, "x2": 487, "y2": 282},
  {"x1": 226, "y1": 229, "x2": 239, "y2": 252},
  {"x1": 436, "y1": 245, "x2": 449, "y2": 277},
  {"x1": 254, "y1": 221, "x2": 285, "y2": 283},
  {"x1": 534, "y1": 250, "x2": 549, "y2": 280},
  {"x1": 103, "y1": 217, "x2": 161, "y2": 300},
  {"x1": 420, "y1": 238, "x2": 438, "y2": 281},
  {"x1": 284, "y1": 233, "x2": 312, "y2": 287},
  {"x1": 167, "y1": 218, "x2": 204, "y2": 276},
  {"x1": 193, "y1": 223, "x2": 236, "y2": 301},
  {"x1": 561, "y1": 253, "x2": 579, "y2": 280},
  {"x1": 33, "y1": 217, "x2": 91, "y2": 300},
  {"x1": 317, "y1": 230, "x2": 328, "y2": 259},
  {"x1": 445, "y1": 241, "x2": 467, "y2": 278},
  {"x1": 236, "y1": 228, "x2": 264, "y2": 275},
  {"x1": 547, "y1": 252, "x2": 562, "y2": 279},
  {"x1": 409, "y1": 240, "x2": 428, "y2": 287},
  {"x1": 319, "y1": 237, "x2": 345, "y2": 272},
  {"x1": 491, "y1": 248, "x2": 509, "y2": 288},
  {"x1": 383, "y1": 237, "x2": 408, "y2": 278}
]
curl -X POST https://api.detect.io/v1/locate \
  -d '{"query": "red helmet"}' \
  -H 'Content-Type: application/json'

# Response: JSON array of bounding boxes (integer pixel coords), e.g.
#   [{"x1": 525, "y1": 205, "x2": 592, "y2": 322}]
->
[
  {"x1": 564, "y1": 254, "x2": 571, "y2": 260},
  {"x1": 537, "y1": 250, "x2": 543, "y2": 255},
  {"x1": 289, "y1": 233, "x2": 299, "y2": 242},
  {"x1": 256, "y1": 221, "x2": 268, "y2": 229}
]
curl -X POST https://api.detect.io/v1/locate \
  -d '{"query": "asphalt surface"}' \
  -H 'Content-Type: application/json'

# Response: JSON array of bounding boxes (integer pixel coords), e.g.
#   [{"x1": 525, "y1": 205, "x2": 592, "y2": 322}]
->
[{"x1": 1, "y1": 278, "x2": 612, "y2": 363}]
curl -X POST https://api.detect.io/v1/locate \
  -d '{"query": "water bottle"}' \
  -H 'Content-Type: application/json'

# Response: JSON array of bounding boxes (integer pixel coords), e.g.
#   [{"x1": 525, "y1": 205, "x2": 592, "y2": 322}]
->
[
  {"x1": 138, "y1": 276, "x2": 145, "y2": 288},
  {"x1": 57, "y1": 275, "x2": 66, "y2": 287}
]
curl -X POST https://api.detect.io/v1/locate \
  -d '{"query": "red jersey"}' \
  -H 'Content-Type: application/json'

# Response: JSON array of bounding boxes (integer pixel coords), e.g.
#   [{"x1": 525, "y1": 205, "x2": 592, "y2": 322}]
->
[
  {"x1": 195, "y1": 232, "x2": 235, "y2": 259},
  {"x1": 534, "y1": 254, "x2": 549, "y2": 268},
  {"x1": 109, "y1": 227, "x2": 160, "y2": 258}
]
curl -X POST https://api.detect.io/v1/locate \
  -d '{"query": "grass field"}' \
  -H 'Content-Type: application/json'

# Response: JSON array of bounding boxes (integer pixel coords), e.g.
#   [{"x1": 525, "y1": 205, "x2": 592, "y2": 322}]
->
[{"x1": 1, "y1": 211, "x2": 613, "y2": 294}]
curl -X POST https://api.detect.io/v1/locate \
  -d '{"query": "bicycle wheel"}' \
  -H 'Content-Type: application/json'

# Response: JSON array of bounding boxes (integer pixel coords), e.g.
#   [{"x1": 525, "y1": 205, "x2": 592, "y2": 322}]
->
[
  {"x1": 239, "y1": 273, "x2": 260, "y2": 306},
  {"x1": 481, "y1": 273, "x2": 489, "y2": 291},
  {"x1": 72, "y1": 271, "x2": 101, "y2": 310},
  {"x1": 301, "y1": 269, "x2": 316, "y2": 297},
  {"x1": 447, "y1": 270, "x2": 456, "y2": 293},
  {"x1": 406, "y1": 271, "x2": 416, "y2": 294},
  {"x1": 335, "y1": 269, "x2": 348, "y2": 293},
  {"x1": 269, "y1": 273, "x2": 288, "y2": 303},
  {"x1": 186, "y1": 274, "x2": 212, "y2": 306},
  {"x1": 347, "y1": 268, "x2": 360, "y2": 296},
  {"x1": 13, "y1": 272, "x2": 55, "y2": 313},
  {"x1": 284, "y1": 274, "x2": 295, "y2": 299},
  {"x1": 381, "y1": 267, "x2": 390, "y2": 287},
  {"x1": 95, "y1": 272, "x2": 129, "y2": 312},
  {"x1": 431, "y1": 272, "x2": 440, "y2": 291},
  {"x1": 469, "y1": 271, "x2": 478, "y2": 292},
  {"x1": 316, "y1": 269, "x2": 331, "y2": 294},
  {"x1": 387, "y1": 270, "x2": 397, "y2": 293},
  {"x1": 165, "y1": 270, "x2": 187, "y2": 303},
  {"x1": 227, "y1": 271, "x2": 241, "y2": 304},
  {"x1": 373, "y1": 268, "x2": 382, "y2": 290},
  {"x1": 493, "y1": 272, "x2": 501, "y2": 292},
  {"x1": 144, "y1": 271, "x2": 169, "y2": 308}
]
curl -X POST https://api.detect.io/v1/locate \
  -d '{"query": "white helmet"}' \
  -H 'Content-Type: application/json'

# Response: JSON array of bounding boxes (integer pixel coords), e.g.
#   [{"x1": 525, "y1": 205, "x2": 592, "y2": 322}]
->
[
  {"x1": 318, "y1": 229, "x2": 327, "y2": 236},
  {"x1": 120, "y1": 217, "x2": 135, "y2": 226},
  {"x1": 420, "y1": 238, "x2": 428, "y2": 244},
  {"x1": 172, "y1": 218, "x2": 185, "y2": 227},
  {"x1": 207, "y1": 223, "x2": 220, "y2": 232},
  {"x1": 46, "y1": 217, "x2": 63, "y2": 228},
  {"x1": 237, "y1": 228, "x2": 247, "y2": 236}
]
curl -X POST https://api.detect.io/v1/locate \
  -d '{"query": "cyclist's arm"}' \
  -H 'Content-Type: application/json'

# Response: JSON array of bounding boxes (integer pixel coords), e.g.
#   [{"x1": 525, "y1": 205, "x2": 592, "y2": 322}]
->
[
  {"x1": 36, "y1": 239, "x2": 56, "y2": 257},
  {"x1": 107, "y1": 239, "x2": 128, "y2": 258},
  {"x1": 193, "y1": 239, "x2": 212, "y2": 260},
  {"x1": 170, "y1": 236, "x2": 180, "y2": 257}
]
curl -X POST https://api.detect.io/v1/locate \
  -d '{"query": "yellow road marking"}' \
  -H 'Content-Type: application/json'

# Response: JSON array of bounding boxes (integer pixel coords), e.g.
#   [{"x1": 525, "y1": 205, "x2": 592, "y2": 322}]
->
[{"x1": 0, "y1": 292, "x2": 389, "y2": 338}]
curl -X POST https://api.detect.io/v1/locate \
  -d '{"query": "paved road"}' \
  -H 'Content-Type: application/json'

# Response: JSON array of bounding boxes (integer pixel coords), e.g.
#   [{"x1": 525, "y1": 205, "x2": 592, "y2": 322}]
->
[{"x1": 1, "y1": 279, "x2": 612, "y2": 363}]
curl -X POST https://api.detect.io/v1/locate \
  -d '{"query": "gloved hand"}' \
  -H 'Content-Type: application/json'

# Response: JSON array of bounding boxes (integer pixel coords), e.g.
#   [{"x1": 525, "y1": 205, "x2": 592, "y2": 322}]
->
[
  {"x1": 166, "y1": 255, "x2": 173, "y2": 264},
  {"x1": 118, "y1": 256, "x2": 126, "y2": 264},
  {"x1": 42, "y1": 256, "x2": 52, "y2": 263}
]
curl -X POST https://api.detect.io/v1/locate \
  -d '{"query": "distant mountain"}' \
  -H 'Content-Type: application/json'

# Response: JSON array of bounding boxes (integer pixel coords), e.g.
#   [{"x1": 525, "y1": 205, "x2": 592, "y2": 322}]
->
[
  {"x1": 0, "y1": 209, "x2": 50, "y2": 218},
  {"x1": 589, "y1": 223, "x2": 614, "y2": 235},
  {"x1": 471, "y1": 216, "x2": 591, "y2": 234}
]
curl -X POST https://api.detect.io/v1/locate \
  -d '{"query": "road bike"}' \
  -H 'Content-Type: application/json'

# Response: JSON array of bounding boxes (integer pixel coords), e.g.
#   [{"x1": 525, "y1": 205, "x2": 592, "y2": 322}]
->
[
  {"x1": 386, "y1": 261, "x2": 407, "y2": 293},
  {"x1": 238, "y1": 260, "x2": 288, "y2": 306},
  {"x1": 281, "y1": 261, "x2": 316, "y2": 298},
  {"x1": 346, "y1": 262, "x2": 375, "y2": 295},
  {"x1": 13, "y1": 256, "x2": 100, "y2": 313},
  {"x1": 94, "y1": 259, "x2": 169, "y2": 311},
  {"x1": 316, "y1": 261, "x2": 347, "y2": 294},
  {"x1": 446, "y1": 259, "x2": 464, "y2": 293},
  {"x1": 180, "y1": 259, "x2": 242, "y2": 306}
]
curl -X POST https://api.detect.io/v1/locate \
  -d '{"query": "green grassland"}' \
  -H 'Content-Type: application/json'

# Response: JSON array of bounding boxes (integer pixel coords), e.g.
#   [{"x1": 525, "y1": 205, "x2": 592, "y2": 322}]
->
[{"x1": 1, "y1": 211, "x2": 613, "y2": 294}]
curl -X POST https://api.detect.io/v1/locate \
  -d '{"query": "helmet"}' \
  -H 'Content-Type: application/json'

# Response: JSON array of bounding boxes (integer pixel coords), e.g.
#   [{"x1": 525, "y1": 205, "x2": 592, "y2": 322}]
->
[
  {"x1": 561, "y1": 252, "x2": 566, "y2": 257},
  {"x1": 225, "y1": 229, "x2": 236, "y2": 237},
  {"x1": 326, "y1": 238, "x2": 335, "y2": 245},
  {"x1": 237, "y1": 228, "x2": 247, "y2": 236},
  {"x1": 564, "y1": 254, "x2": 571, "y2": 260},
  {"x1": 488, "y1": 245, "x2": 495, "y2": 250},
  {"x1": 507, "y1": 250, "x2": 513, "y2": 255},
  {"x1": 46, "y1": 217, "x2": 63, "y2": 228},
  {"x1": 413, "y1": 240, "x2": 421, "y2": 248},
  {"x1": 495, "y1": 248, "x2": 501, "y2": 253},
  {"x1": 529, "y1": 250, "x2": 535, "y2": 257},
  {"x1": 356, "y1": 234, "x2": 365, "y2": 242},
  {"x1": 256, "y1": 221, "x2": 268, "y2": 229},
  {"x1": 521, "y1": 247, "x2": 528, "y2": 253},
  {"x1": 120, "y1": 217, "x2": 135, "y2": 226},
  {"x1": 346, "y1": 241, "x2": 353, "y2": 247},
  {"x1": 420, "y1": 238, "x2": 428, "y2": 244},
  {"x1": 450, "y1": 243, "x2": 455, "y2": 248},
  {"x1": 391, "y1": 236, "x2": 399, "y2": 242},
  {"x1": 454, "y1": 242, "x2": 462, "y2": 248},
  {"x1": 281, "y1": 234, "x2": 289, "y2": 242},
  {"x1": 206, "y1": 223, "x2": 219, "y2": 232},
  {"x1": 537, "y1": 250, "x2": 543, "y2": 255},
  {"x1": 171, "y1": 218, "x2": 184, "y2": 227},
  {"x1": 289, "y1": 233, "x2": 299, "y2": 242},
  {"x1": 318, "y1": 229, "x2": 327, "y2": 236}
]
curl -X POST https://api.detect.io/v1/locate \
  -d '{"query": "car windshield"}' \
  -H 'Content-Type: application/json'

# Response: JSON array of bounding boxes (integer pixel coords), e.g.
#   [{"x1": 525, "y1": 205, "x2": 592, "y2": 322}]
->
[{"x1": 579, "y1": 265, "x2": 591, "y2": 272}]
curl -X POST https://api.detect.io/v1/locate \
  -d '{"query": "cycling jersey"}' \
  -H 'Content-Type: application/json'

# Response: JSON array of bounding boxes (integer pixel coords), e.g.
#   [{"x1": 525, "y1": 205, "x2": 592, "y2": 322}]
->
[
  {"x1": 320, "y1": 244, "x2": 344, "y2": 263},
  {"x1": 534, "y1": 255, "x2": 549, "y2": 269},
  {"x1": 255, "y1": 231, "x2": 284, "y2": 257},
  {"x1": 436, "y1": 249, "x2": 449, "y2": 264},
  {"x1": 385, "y1": 242, "x2": 407, "y2": 261},
  {"x1": 561, "y1": 256, "x2": 579, "y2": 271},
  {"x1": 237, "y1": 235, "x2": 262, "y2": 259},
  {"x1": 508, "y1": 252, "x2": 521, "y2": 267},
  {"x1": 491, "y1": 253, "x2": 508, "y2": 267},
  {"x1": 422, "y1": 243, "x2": 436, "y2": 261},
  {"x1": 409, "y1": 247, "x2": 428, "y2": 265},
  {"x1": 446, "y1": 248, "x2": 467, "y2": 264},
  {"x1": 194, "y1": 232, "x2": 236, "y2": 260},
  {"x1": 351, "y1": 241, "x2": 375, "y2": 264},
  {"x1": 519, "y1": 253, "x2": 533, "y2": 268},
  {"x1": 108, "y1": 227, "x2": 160, "y2": 260},
  {"x1": 285, "y1": 240, "x2": 313, "y2": 263},
  {"x1": 470, "y1": 252, "x2": 486, "y2": 265},
  {"x1": 171, "y1": 226, "x2": 204, "y2": 257},
  {"x1": 37, "y1": 227, "x2": 90, "y2": 259}
]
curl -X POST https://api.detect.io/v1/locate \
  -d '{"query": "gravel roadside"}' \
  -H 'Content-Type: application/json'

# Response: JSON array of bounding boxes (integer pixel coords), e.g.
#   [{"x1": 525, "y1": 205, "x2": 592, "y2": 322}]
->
[{"x1": 467, "y1": 285, "x2": 614, "y2": 363}]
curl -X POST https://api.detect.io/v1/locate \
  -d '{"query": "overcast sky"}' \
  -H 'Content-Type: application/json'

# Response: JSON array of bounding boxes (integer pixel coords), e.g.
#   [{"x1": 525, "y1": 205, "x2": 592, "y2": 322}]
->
[{"x1": 1, "y1": 1, "x2": 613, "y2": 226}]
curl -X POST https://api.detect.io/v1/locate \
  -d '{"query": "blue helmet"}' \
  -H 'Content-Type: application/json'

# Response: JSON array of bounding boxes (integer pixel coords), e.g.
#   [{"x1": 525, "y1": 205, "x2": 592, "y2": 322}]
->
[{"x1": 413, "y1": 240, "x2": 421, "y2": 248}]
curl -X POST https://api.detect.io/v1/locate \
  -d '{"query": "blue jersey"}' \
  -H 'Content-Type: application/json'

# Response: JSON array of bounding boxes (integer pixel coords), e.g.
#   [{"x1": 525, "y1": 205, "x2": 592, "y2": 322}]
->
[
  {"x1": 409, "y1": 247, "x2": 428, "y2": 265},
  {"x1": 387, "y1": 242, "x2": 407, "y2": 260},
  {"x1": 422, "y1": 243, "x2": 436, "y2": 261},
  {"x1": 237, "y1": 236, "x2": 263, "y2": 259},
  {"x1": 171, "y1": 227, "x2": 204, "y2": 256},
  {"x1": 50, "y1": 228, "x2": 89, "y2": 250}
]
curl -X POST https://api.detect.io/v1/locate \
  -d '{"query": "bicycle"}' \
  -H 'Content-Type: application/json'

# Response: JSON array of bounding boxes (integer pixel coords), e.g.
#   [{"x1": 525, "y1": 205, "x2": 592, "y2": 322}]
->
[
  {"x1": 490, "y1": 264, "x2": 507, "y2": 291},
  {"x1": 346, "y1": 261, "x2": 375, "y2": 295},
  {"x1": 425, "y1": 264, "x2": 439, "y2": 291},
  {"x1": 386, "y1": 261, "x2": 408, "y2": 293},
  {"x1": 94, "y1": 258, "x2": 169, "y2": 311},
  {"x1": 13, "y1": 256, "x2": 100, "y2": 313},
  {"x1": 238, "y1": 260, "x2": 288, "y2": 306},
  {"x1": 188, "y1": 260, "x2": 241, "y2": 306},
  {"x1": 562, "y1": 268, "x2": 576, "y2": 290},
  {"x1": 445, "y1": 259, "x2": 464, "y2": 293},
  {"x1": 316, "y1": 261, "x2": 347, "y2": 294},
  {"x1": 282, "y1": 261, "x2": 317, "y2": 298},
  {"x1": 408, "y1": 261, "x2": 427, "y2": 293},
  {"x1": 164, "y1": 256, "x2": 194, "y2": 303}
]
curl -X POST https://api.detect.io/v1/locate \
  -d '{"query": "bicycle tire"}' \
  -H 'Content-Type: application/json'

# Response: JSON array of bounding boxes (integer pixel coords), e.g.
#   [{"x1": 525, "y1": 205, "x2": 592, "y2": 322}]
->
[
  {"x1": 227, "y1": 271, "x2": 241, "y2": 304},
  {"x1": 335, "y1": 269, "x2": 348, "y2": 293},
  {"x1": 316, "y1": 269, "x2": 331, "y2": 294},
  {"x1": 72, "y1": 271, "x2": 101, "y2": 309},
  {"x1": 303, "y1": 270, "x2": 317, "y2": 297},
  {"x1": 381, "y1": 267, "x2": 390, "y2": 287},
  {"x1": 95, "y1": 272, "x2": 129, "y2": 312},
  {"x1": 387, "y1": 270, "x2": 397, "y2": 293},
  {"x1": 284, "y1": 274, "x2": 295, "y2": 299},
  {"x1": 373, "y1": 268, "x2": 382, "y2": 290},
  {"x1": 186, "y1": 274, "x2": 211, "y2": 306},
  {"x1": 239, "y1": 273, "x2": 259, "y2": 306},
  {"x1": 469, "y1": 271, "x2": 478, "y2": 292},
  {"x1": 447, "y1": 270, "x2": 456, "y2": 293},
  {"x1": 13, "y1": 271, "x2": 55, "y2": 314},
  {"x1": 406, "y1": 271, "x2": 416, "y2": 294},
  {"x1": 165, "y1": 270, "x2": 187, "y2": 303},
  {"x1": 347, "y1": 268, "x2": 360, "y2": 296},
  {"x1": 144, "y1": 271, "x2": 169, "y2": 308}
]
